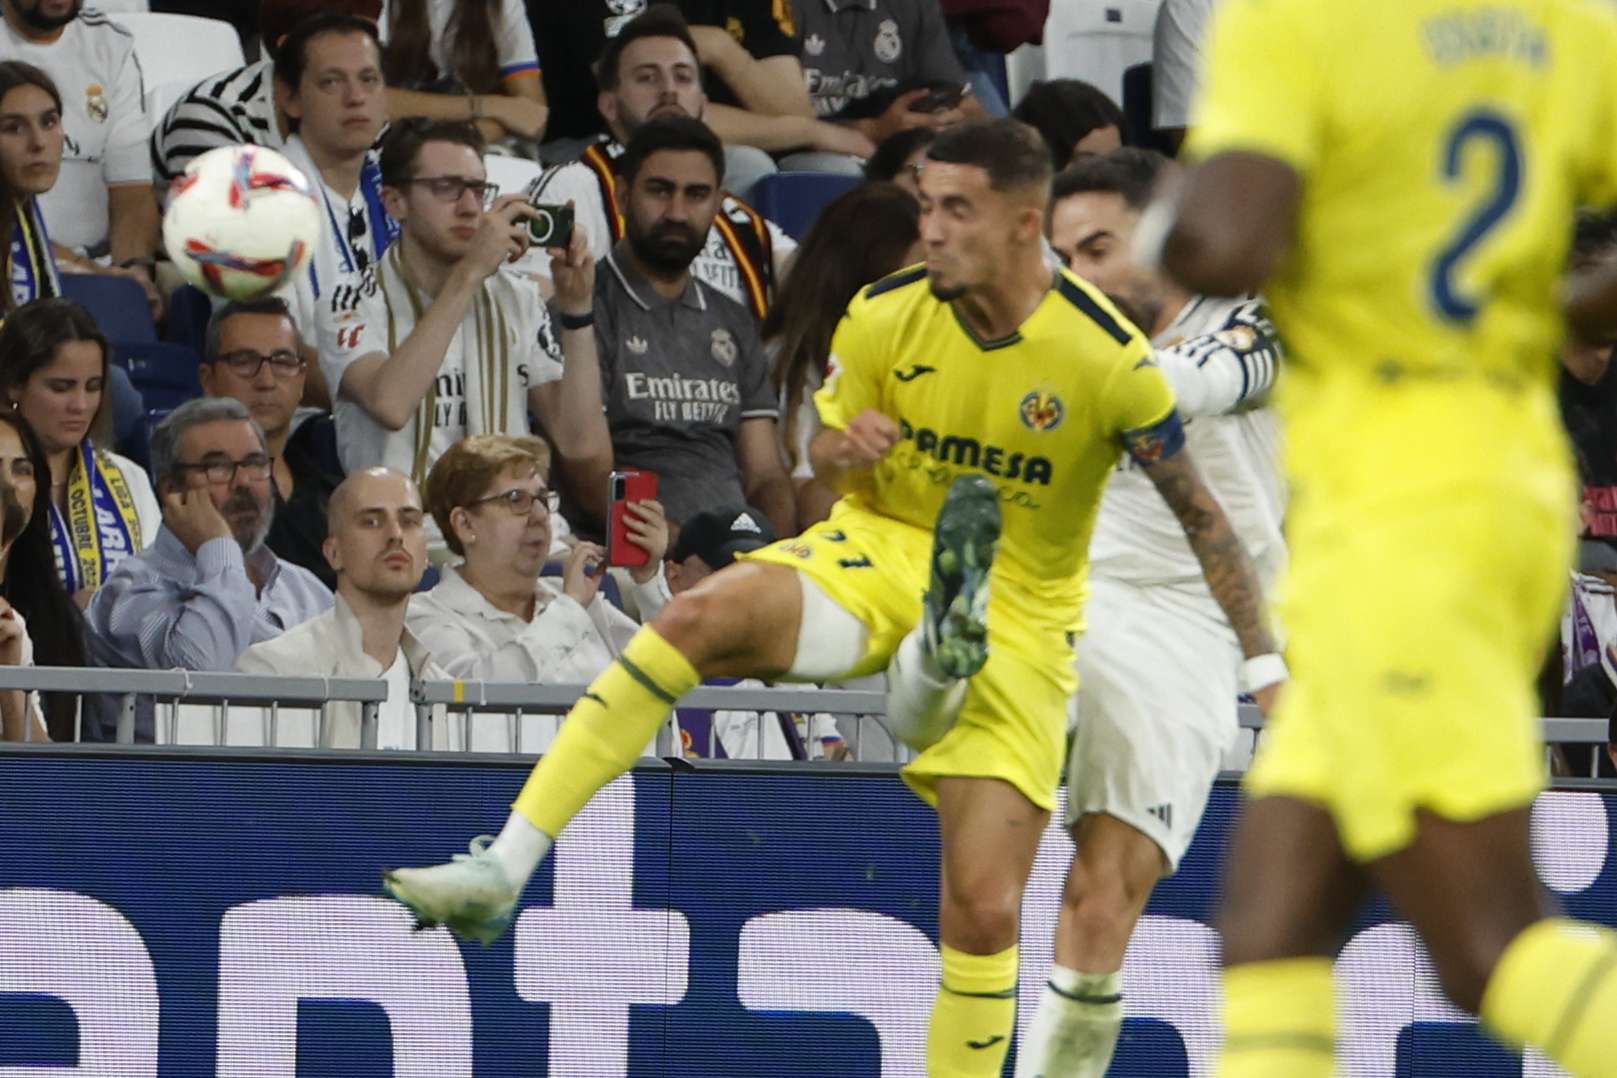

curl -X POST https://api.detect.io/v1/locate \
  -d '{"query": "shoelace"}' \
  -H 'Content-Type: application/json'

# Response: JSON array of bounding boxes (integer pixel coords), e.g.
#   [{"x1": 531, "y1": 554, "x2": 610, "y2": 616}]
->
[{"x1": 452, "y1": 834, "x2": 497, "y2": 863}]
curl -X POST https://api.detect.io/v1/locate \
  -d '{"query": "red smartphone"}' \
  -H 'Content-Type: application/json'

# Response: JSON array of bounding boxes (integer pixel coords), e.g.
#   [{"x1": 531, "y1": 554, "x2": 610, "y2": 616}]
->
[{"x1": 607, "y1": 469, "x2": 658, "y2": 568}]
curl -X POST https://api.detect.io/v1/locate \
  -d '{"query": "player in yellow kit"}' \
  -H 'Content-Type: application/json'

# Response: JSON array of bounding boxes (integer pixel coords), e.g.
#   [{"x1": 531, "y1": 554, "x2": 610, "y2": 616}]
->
[
  {"x1": 383, "y1": 118, "x2": 1277, "y2": 1077},
  {"x1": 1152, "y1": 1, "x2": 1617, "y2": 1075}
]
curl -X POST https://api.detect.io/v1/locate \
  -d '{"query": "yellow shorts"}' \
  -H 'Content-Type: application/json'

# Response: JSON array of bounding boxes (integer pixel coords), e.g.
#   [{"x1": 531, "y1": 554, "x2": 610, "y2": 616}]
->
[
  {"x1": 1249, "y1": 378, "x2": 1575, "y2": 861},
  {"x1": 744, "y1": 503, "x2": 1076, "y2": 813}
]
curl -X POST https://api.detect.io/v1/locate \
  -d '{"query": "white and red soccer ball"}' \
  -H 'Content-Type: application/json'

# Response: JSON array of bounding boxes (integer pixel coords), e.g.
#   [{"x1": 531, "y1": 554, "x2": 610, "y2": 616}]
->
[{"x1": 163, "y1": 145, "x2": 321, "y2": 300}]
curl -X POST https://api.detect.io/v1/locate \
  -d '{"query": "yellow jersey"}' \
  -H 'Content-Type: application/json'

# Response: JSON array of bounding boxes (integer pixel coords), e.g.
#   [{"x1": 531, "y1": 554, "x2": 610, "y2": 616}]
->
[
  {"x1": 814, "y1": 264, "x2": 1175, "y2": 627},
  {"x1": 1187, "y1": 0, "x2": 1617, "y2": 391}
]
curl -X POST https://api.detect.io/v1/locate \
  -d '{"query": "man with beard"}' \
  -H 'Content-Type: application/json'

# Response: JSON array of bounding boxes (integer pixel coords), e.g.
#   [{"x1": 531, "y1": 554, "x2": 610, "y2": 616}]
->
[
  {"x1": 86, "y1": 398, "x2": 333, "y2": 741},
  {"x1": 521, "y1": 5, "x2": 821, "y2": 322},
  {"x1": 591, "y1": 114, "x2": 794, "y2": 535},
  {"x1": 320, "y1": 117, "x2": 611, "y2": 542},
  {"x1": 239, "y1": 468, "x2": 451, "y2": 750},
  {"x1": 0, "y1": 0, "x2": 161, "y2": 305}
]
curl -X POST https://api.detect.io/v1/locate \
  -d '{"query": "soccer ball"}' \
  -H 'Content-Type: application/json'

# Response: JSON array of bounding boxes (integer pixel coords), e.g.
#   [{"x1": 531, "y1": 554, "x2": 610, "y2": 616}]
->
[{"x1": 163, "y1": 145, "x2": 321, "y2": 300}]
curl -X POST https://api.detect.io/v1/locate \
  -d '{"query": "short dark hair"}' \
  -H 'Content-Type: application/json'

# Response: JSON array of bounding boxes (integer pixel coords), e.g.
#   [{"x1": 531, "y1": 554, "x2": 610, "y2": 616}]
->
[
  {"x1": 379, "y1": 116, "x2": 485, "y2": 188},
  {"x1": 925, "y1": 118, "x2": 1052, "y2": 195},
  {"x1": 205, "y1": 295, "x2": 298, "y2": 361},
  {"x1": 1051, "y1": 148, "x2": 1168, "y2": 213},
  {"x1": 596, "y1": 3, "x2": 700, "y2": 90},
  {"x1": 1573, "y1": 210, "x2": 1617, "y2": 269},
  {"x1": 1012, "y1": 79, "x2": 1126, "y2": 171},
  {"x1": 273, "y1": 13, "x2": 382, "y2": 90},
  {"x1": 619, "y1": 114, "x2": 724, "y2": 186},
  {"x1": 259, "y1": 1, "x2": 380, "y2": 62},
  {"x1": 865, "y1": 127, "x2": 936, "y2": 184}
]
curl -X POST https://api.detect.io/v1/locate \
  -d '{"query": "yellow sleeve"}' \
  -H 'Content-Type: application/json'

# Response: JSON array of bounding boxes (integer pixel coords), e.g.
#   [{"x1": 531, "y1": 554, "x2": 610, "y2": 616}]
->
[
  {"x1": 1184, "y1": 0, "x2": 1327, "y2": 176},
  {"x1": 1101, "y1": 346, "x2": 1178, "y2": 441},
  {"x1": 814, "y1": 301, "x2": 883, "y2": 432},
  {"x1": 1578, "y1": 7, "x2": 1617, "y2": 208}
]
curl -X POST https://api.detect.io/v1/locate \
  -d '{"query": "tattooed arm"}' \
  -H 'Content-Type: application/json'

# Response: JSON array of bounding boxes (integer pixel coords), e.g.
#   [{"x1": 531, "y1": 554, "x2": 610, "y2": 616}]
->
[{"x1": 1124, "y1": 413, "x2": 1276, "y2": 660}]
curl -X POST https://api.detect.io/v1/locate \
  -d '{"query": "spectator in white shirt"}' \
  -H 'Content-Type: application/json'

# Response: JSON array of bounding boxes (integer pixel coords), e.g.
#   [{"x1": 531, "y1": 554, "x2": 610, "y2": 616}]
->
[
  {"x1": 0, "y1": 0, "x2": 160, "y2": 313},
  {"x1": 319, "y1": 118, "x2": 612, "y2": 535},
  {"x1": 239, "y1": 466, "x2": 450, "y2": 749},
  {"x1": 409, "y1": 434, "x2": 670, "y2": 750},
  {"x1": 1151, "y1": 0, "x2": 1215, "y2": 155}
]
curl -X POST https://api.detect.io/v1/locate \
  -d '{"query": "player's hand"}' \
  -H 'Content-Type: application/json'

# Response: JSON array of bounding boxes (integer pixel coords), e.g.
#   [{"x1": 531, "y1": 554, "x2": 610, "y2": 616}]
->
[
  {"x1": 839, "y1": 409, "x2": 902, "y2": 466},
  {"x1": 162, "y1": 487, "x2": 233, "y2": 555},
  {"x1": 0, "y1": 597, "x2": 25, "y2": 668},
  {"x1": 463, "y1": 194, "x2": 536, "y2": 279},
  {"x1": 485, "y1": 95, "x2": 549, "y2": 141},
  {"x1": 548, "y1": 204, "x2": 595, "y2": 316},
  {"x1": 561, "y1": 541, "x2": 606, "y2": 608},
  {"x1": 1252, "y1": 681, "x2": 1283, "y2": 718},
  {"x1": 622, "y1": 499, "x2": 669, "y2": 582}
]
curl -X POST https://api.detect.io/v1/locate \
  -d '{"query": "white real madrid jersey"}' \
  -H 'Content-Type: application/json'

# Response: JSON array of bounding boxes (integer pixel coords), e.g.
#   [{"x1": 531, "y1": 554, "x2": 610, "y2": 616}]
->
[{"x1": 1088, "y1": 294, "x2": 1287, "y2": 588}]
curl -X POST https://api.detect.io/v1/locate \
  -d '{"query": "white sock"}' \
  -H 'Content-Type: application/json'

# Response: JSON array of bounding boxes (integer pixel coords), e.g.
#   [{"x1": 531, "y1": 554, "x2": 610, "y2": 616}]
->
[
  {"x1": 486, "y1": 811, "x2": 553, "y2": 890},
  {"x1": 1014, "y1": 966, "x2": 1123, "y2": 1078},
  {"x1": 884, "y1": 628, "x2": 966, "y2": 750}
]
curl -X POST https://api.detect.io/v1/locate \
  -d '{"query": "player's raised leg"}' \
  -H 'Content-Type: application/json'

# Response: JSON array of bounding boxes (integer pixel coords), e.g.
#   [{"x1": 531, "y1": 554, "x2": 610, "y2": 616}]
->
[
  {"x1": 928, "y1": 775, "x2": 1049, "y2": 1077},
  {"x1": 886, "y1": 474, "x2": 1000, "y2": 751},
  {"x1": 1016, "y1": 814, "x2": 1163, "y2": 1078},
  {"x1": 382, "y1": 560, "x2": 813, "y2": 942}
]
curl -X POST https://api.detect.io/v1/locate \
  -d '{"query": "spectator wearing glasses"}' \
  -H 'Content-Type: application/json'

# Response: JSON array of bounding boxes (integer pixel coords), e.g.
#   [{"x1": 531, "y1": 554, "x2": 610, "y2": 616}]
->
[
  {"x1": 272, "y1": 13, "x2": 398, "y2": 365},
  {"x1": 409, "y1": 436, "x2": 669, "y2": 704},
  {"x1": 86, "y1": 397, "x2": 332, "y2": 740},
  {"x1": 239, "y1": 467, "x2": 451, "y2": 750},
  {"x1": 199, "y1": 296, "x2": 344, "y2": 589},
  {"x1": 0, "y1": 297, "x2": 158, "y2": 607},
  {"x1": 320, "y1": 118, "x2": 612, "y2": 543}
]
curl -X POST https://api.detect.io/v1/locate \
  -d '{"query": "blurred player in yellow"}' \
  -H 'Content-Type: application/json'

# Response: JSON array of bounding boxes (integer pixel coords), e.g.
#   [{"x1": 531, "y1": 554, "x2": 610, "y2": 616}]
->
[
  {"x1": 1152, "y1": 1, "x2": 1617, "y2": 1074},
  {"x1": 382, "y1": 117, "x2": 1278, "y2": 1077}
]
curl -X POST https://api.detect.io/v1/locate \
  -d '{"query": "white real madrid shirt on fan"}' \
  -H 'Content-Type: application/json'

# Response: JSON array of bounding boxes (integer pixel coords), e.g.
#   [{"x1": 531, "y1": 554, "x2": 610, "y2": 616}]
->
[
  {"x1": 0, "y1": 7, "x2": 150, "y2": 254},
  {"x1": 1066, "y1": 293, "x2": 1285, "y2": 871},
  {"x1": 318, "y1": 247, "x2": 564, "y2": 530},
  {"x1": 515, "y1": 137, "x2": 797, "y2": 321}
]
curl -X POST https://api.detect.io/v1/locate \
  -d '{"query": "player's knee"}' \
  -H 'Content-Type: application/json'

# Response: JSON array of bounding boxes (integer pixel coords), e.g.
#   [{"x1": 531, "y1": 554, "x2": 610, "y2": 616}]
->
[
  {"x1": 649, "y1": 591, "x2": 728, "y2": 669},
  {"x1": 1062, "y1": 871, "x2": 1147, "y2": 952},
  {"x1": 941, "y1": 878, "x2": 1022, "y2": 951},
  {"x1": 1430, "y1": 937, "x2": 1512, "y2": 1015}
]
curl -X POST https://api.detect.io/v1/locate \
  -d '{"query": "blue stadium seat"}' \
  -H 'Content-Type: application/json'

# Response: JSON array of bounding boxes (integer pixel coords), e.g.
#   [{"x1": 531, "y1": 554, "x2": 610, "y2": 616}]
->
[
  {"x1": 747, "y1": 172, "x2": 863, "y2": 242},
  {"x1": 111, "y1": 341, "x2": 203, "y2": 414},
  {"x1": 164, "y1": 283, "x2": 212, "y2": 356},
  {"x1": 59, "y1": 273, "x2": 157, "y2": 343}
]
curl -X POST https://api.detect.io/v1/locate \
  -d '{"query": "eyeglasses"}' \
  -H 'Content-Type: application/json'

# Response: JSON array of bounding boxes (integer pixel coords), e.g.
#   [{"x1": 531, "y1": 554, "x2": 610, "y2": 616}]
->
[
  {"x1": 400, "y1": 175, "x2": 499, "y2": 210},
  {"x1": 348, "y1": 209, "x2": 370, "y2": 271},
  {"x1": 211, "y1": 349, "x2": 305, "y2": 380},
  {"x1": 174, "y1": 454, "x2": 274, "y2": 485},
  {"x1": 469, "y1": 487, "x2": 559, "y2": 517}
]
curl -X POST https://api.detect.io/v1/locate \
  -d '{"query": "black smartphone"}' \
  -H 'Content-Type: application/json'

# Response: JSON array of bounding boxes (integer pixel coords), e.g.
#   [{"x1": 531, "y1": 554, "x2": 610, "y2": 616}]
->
[
  {"x1": 909, "y1": 83, "x2": 968, "y2": 113},
  {"x1": 528, "y1": 202, "x2": 575, "y2": 248}
]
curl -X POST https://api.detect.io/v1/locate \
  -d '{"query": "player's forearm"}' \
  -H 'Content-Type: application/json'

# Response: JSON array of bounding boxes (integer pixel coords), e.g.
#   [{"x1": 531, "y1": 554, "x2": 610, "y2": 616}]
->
[
  {"x1": 1160, "y1": 155, "x2": 1299, "y2": 298},
  {"x1": 808, "y1": 428, "x2": 867, "y2": 495}
]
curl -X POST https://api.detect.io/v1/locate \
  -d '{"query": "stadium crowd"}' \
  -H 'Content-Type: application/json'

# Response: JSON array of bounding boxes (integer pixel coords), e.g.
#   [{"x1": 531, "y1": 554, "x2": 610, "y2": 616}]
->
[{"x1": 0, "y1": 0, "x2": 1592, "y2": 768}]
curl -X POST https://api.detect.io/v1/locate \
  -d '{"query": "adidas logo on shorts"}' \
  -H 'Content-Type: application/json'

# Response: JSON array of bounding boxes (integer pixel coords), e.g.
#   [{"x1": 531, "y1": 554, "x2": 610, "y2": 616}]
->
[{"x1": 1147, "y1": 803, "x2": 1173, "y2": 829}]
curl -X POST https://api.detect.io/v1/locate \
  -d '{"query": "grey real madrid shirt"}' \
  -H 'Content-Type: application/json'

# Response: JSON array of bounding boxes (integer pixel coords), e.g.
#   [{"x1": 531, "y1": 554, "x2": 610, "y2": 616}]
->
[
  {"x1": 795, "y1": 0, "x2": 968, "y2": 119},
  {"x1": 596, "y1": 241, "x2": 778, "y2": 524}
]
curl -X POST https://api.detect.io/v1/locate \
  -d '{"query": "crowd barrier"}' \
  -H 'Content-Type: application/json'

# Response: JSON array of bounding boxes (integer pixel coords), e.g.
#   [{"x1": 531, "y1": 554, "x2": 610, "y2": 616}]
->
[{"x1": 2, "y1": 744, "x2": 1614, "y2": 1076}]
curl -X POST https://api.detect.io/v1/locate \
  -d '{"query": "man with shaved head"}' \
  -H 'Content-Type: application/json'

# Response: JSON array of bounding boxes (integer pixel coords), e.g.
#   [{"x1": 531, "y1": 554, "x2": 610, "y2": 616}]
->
[{"x1": 238, "y1": 467, "x2": 451, "y2": 749}]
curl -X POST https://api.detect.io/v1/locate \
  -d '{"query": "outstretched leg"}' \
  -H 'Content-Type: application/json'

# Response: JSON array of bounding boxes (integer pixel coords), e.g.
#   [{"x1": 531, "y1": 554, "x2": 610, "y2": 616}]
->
[{"x1": 382, "y1": 561, "x2": 807, "y2": 942}]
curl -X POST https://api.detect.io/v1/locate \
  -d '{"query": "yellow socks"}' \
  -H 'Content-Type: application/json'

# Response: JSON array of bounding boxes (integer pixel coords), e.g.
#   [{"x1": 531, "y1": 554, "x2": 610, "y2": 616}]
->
[
  {"x1": 513, "y1": 628, "x2": 699, "y2": 839},
  {"x1": 1217, "y1": 957, "x2": 1335, "y2": 1078},
  {"x1": 1481, "y1": 918, "x2": 1617, "y2": 1075},
  {"x1": 926, "y1": 944, "x2": 1018, "y2": 1077}
]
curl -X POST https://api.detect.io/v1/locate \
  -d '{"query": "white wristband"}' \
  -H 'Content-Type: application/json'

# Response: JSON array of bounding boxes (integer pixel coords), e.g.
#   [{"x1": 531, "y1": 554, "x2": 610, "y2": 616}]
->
[
  {"x1": 1131, "y1": 194, "x2": 1178, "y2": 275},
  {"x1": 1240, "y1": 652, "x2": 1288, "y2": 693}
]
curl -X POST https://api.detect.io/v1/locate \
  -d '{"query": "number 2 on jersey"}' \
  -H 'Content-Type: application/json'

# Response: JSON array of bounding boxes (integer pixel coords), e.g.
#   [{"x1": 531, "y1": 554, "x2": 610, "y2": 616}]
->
[{"x1": 1429, "y1": 109, "x2": 1523, "y2": 326}]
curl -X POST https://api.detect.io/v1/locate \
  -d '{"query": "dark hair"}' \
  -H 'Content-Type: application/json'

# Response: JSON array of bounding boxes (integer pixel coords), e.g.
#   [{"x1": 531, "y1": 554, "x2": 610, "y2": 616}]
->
[
  {"x1": 763, "y1": 183, "x2": 920, "y2": 470},
  {"x1": 865, "y1": 128, "x2": 936, "y2": 184},
  {"x1": 596, "y1": 4, "x2": 700, "y2": 90},
  {"x1": 926, "y1": 118, "x2": 1052, "y2": 196},
  {"x1": 1572, "y1": 210, "x2": 1617, "y2": 270},
  {"x1": 1051, "y1": 147, "x2": 1168, "y2": 213},
  {"x1": 0, "y1": 298, "x2": 112, "y2": 450},
  {"x1": 273, "y1": 13, "x2": 382, "y2": 93},
  {"x1": 619, "y1": 114, "x2": 723, "y2": 186},
  {"x1": 382, "y1": 0, "x2": 501, "y2": 94},
  {"x1": 0, "y1": 63, "x2": 61, "y2": 314},
  {"x1": 259, "y1": 0, "x2": 380, "y2": 61},
  {"x1": 205, "y1": 294, "x2": 298, "y2": 361},
  {"x1": 1011, "y1": 79, "x2": 1127, "y2": 171},
  {"x1": 379, "y1": 116, "x2": 485, "y2": 188},
  {"x1": 0, "y1": 409, "x2": 87, "y2": 739}
]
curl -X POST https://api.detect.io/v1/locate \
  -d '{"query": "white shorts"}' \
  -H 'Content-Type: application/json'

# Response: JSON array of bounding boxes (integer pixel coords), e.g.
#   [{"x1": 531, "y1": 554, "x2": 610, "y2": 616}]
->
[{"x1": 1065, "y1": 576, "x2": 1241, "y2": 871}]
